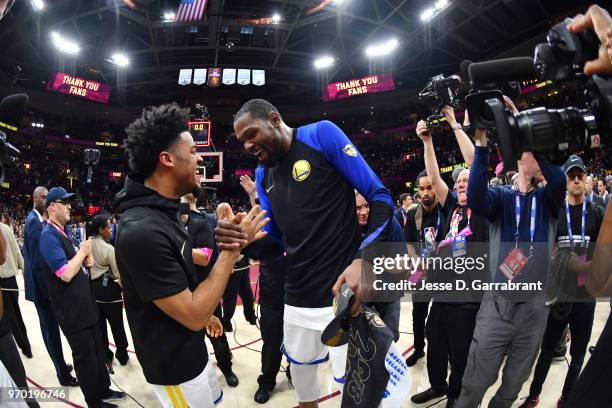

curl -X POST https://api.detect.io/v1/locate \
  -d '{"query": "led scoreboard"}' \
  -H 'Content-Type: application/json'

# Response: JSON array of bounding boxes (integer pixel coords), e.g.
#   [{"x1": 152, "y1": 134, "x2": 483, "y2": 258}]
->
[{"x1": 189, "y1": 121, "x2": 211, "y2": 147}]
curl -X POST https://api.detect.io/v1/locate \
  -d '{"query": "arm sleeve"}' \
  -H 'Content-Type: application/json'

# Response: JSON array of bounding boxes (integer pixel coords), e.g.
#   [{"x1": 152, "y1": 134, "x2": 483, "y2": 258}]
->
[
  {"x1": 467, "y1": 146, "x2": 502, "y2": 220},
  {"x1": 106, "y1": 244, "x2": 120, "y2": 279},
  {"x1": 194, "y1": 219, "x2": 214, "y2": 250},
  {"x1": 312, "y1": 121, "x2": 394, "y2": 250},
  {"x1": 39, "y1": 231, "x2": 68, "y2": 276},
  {"x1": 254, "y1": 165, "x2": 283, "y2": 244},
  {"x1": 24, "y1": 218, "x2": 37, "y2": 260},
  {"x1": 538, "y1": 161, "x2": 566, "y2": 218},
  {"x1": 404, "y1": 211, "x2": 417, "y2": 243},
  {"x1": 442, "y1": 191, "x2": 459, "y2": 217},
  {"x1": 118, "y1": 225, "x2": 188, "y2": 303}
]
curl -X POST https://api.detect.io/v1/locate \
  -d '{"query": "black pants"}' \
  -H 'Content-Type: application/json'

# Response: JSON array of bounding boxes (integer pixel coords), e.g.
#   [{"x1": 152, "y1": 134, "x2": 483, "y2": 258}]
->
[
  {"x1": 566, "y1": 311, "x2": 612, "y2": 407},
  {"x1": 412, "y1": 295, "x2": 431, "y2": 353},
  {"x1": 34, "y1": 299, "x2": 71, "y2": 379},
  {"x1": 529, "y1": 301, "x2": 595, "y2": 397},
  {"x1": 222, "y1": 268, "x2": 256, "y2": 323},
  {"x1": 207, "y1": 305, "x2": 232, "y2": 373},
  {"x1": 0, "y1": 277, "x2": 30, "y2": 354},
  {"x1": 64, "y1": 324, "x2": 111, "y2": 407},
  {"x1": 0, "y1": 333, "x2": 40, "y2": 408},
  {"x1": 426, "y1": 302, "x2": 478, "y2": 398},
  {"x1": 258, "y1": 304, "x2": 284, "y2": 389},
  {"x1": 91, "y1": 277, "x2": 128, "y2": 362}
]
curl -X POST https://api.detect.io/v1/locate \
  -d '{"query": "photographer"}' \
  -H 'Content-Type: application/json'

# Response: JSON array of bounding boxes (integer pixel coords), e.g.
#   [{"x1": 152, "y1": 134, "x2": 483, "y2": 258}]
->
[
  {"x1": 409, "y1": 108, "x2": 488, "y2": 408},
  {"x1": 456, "y1": 97, "x2": 566, "y2": 407}
]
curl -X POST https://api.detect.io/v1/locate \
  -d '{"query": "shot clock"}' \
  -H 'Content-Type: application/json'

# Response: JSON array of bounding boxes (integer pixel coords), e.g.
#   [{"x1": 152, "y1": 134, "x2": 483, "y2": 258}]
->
[{"x1": 188, "y1": 120, "x2": 211, "y2": 147}]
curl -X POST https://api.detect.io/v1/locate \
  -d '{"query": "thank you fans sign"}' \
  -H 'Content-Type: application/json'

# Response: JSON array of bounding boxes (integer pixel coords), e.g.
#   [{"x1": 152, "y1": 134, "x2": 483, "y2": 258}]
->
[
  {"x1": 47, "y1": 72, "x2": 111, "y2": 104},
  {"x1": 323, "y1": 74, "x2": 395, "y2": 101}
]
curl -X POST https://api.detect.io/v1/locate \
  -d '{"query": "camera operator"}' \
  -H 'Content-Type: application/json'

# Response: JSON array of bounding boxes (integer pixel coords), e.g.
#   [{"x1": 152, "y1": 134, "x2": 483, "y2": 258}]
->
[
  {"x1": 456, "y1": 96, "x2": 566, "y2": 408},
  {"x1": 558, "y1": 5, "x2": 612, "y2": 407},
  {"x1": 409, "y1": 108, "x2": 488, "y2": 408}
]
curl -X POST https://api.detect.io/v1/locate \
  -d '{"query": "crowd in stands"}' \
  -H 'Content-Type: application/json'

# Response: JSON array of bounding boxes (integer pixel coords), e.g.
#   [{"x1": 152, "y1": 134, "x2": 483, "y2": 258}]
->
[{"x1": 1, "y1": 84, "x2": 611, "y2": 235}]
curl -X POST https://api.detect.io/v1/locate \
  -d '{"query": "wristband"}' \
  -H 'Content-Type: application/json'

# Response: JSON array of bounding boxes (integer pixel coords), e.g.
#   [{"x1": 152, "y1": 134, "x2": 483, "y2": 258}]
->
[{"x1": 199, "y1": 247, "x2": 213, "y2": 259}]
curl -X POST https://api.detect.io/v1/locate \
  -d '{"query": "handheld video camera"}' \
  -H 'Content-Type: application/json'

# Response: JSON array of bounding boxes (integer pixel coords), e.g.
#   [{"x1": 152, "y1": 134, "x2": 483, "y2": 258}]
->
[
  {"x1": 468, "y1": 18, "x2": 611, "y2": 171},
  {"x1": 0, "y1": 94, "x2": 28, "y2": 183},
  {"x1": 418, "y1": 74, "x2": 462, "y2": 128}
]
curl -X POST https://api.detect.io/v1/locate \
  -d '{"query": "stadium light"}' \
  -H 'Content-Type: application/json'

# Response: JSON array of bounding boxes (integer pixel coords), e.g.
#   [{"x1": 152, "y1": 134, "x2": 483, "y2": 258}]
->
[
  {"x1": 365, "y1": 38, "x2": 399, "y2": 58},
  {"x1": 163, "y1": 11, "x2": 175, "y2": 22},
  {"x1": 272, "y1": 13, "x2": 281, "y2": 23},
  {"x1": 30, "y1": 0, "x2": 45, "y2": 12},
  {"x1": 420, "y1": 8, "x2": 435, "y2": 22},
  {"x1": 314, "y1": 56, "x2": 335, "y2": 69},
  {"x1": 420, "y1": 0, "x2": 451, "y2": 22},
  {"x1": 50, "y1": 31, "x2": 80, "y2": 55},
  {"x1": 110, "y1": 53, "x2": 130, "y2": 67}
]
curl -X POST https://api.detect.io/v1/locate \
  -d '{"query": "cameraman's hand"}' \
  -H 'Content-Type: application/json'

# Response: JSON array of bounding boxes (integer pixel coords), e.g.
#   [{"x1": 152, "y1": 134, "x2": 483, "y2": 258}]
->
[
  {"x1": 440, "y1": 105, "x2": 458, "y2": 128},
  {"x1": 463, "y1": 110, "x2": 470, "y2": 127},
  {"x1": 568, "y1": 5, "x2": 612, "y2": 75},
  {"x1": 416, "y1": 120, "x2": 431, "y2": 142}
]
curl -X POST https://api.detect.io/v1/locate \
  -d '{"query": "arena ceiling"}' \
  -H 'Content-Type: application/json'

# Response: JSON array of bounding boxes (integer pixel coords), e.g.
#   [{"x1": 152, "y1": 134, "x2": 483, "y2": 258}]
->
[{"x1": 0, "y1": 0, "x2": 597, "y2": 107}]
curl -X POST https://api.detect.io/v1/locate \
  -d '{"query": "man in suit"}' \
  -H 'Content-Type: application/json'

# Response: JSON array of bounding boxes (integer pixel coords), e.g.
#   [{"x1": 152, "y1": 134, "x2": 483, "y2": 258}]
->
[
  {"x1": 394, "y1": 193, "x2": 413, "y2": 230},
  {"x1": 586, "y1": 176, "x2": 605, "y2": 207},
  {"x1": 23, "y1": 186, "x2": 77, "y2": 386}
]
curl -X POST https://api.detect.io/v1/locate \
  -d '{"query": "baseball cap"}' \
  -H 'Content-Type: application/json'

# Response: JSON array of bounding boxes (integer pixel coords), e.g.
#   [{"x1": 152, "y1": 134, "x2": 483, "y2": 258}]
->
[
  {"x1": 563, "y1": 155, "x2": 586, "y2": 174},
  {"x1": 321, "y1": 283, "x2": 355, "y2": 347},
  {"x1": 45, "y1": 187, "x2": 75, "y2": 207}
]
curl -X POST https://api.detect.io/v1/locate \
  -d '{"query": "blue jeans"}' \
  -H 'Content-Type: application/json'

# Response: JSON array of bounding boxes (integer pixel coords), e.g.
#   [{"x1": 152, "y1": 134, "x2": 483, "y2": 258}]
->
[{"x1": 370, "y1": 300, "x2": 401, "y2": 342}]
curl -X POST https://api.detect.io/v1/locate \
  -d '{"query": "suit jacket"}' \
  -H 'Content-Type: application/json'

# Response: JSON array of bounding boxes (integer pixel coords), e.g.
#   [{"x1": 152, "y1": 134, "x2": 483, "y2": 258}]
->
[
  {"x1": 589, "y1": 192, "x2": 605, "y2": 207},
  {"x1": 23, "y1": 210, "x2": 48, "y2": 303},
  {"x1": 394, "y1": 208, "x2": 408, "y2": 230}
]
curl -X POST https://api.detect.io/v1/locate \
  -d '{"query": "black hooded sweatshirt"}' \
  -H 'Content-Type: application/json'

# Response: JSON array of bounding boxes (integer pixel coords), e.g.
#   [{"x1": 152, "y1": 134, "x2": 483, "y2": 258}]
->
[{"x1": 114, "y1": 175, "x2": 207, "y2": 385}]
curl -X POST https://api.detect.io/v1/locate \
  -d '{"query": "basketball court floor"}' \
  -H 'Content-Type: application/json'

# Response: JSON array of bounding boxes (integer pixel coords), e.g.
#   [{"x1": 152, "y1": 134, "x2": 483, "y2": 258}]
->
[{"x1": 11, "y1": 273, "x2": 611, "y2": 408}]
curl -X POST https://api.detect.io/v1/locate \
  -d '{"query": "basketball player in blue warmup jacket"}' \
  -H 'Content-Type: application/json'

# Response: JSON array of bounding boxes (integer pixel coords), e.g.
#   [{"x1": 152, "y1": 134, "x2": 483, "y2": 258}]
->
[{"x1": 219, "y1": 99, "x2": 401, "y2": 408}]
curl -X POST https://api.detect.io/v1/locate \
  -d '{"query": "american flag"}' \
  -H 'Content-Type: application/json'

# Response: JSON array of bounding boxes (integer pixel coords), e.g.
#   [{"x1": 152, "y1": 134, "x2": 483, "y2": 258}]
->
[{"x1": 175, "y1": 0, "x2": 208, "y2": 22}]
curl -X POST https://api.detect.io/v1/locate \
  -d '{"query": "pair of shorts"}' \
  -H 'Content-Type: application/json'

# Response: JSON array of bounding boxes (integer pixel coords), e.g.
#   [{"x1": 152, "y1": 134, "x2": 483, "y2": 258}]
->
[{"x1": 150, "y1": 360, "x2": 222, "y2": 408}]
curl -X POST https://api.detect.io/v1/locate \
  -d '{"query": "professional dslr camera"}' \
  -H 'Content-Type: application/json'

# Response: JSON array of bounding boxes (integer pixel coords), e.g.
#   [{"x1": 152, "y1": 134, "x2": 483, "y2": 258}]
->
[
  {"x1": 471, "y1": 18, "x2": 612, "y2": 171},
  {"x1": 0, "y1": 94, "x2": 28, "y2": 183},
  {"x1": 418, "y1": 74, "x2": 463, "y2": 127}
]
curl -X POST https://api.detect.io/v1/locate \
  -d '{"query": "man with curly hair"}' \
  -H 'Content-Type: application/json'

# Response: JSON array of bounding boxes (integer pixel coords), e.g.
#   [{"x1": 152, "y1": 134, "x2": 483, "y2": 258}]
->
[{"x1": 114, "y1": 103, "x2": 268, "y2": 408}]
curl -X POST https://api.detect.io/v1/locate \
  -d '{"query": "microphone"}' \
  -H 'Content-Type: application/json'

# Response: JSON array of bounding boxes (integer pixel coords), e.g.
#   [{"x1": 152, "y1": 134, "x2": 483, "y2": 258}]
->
[
  {"x1": 459, "y1": 60, "x2": 472, "y2": 82},
  {"x1": 468, "y1": 57, "x2": 537, "y2": 84}
]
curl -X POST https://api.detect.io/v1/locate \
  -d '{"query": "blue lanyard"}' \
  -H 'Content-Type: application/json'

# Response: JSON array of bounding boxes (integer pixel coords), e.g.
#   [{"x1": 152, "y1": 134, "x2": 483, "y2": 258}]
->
[
  {"x1": 515, "y1": 194, "x2": 536, "y2": 248},
  {"x1": 565, "y1": 198, "x2": 587, "y2": 249}
]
